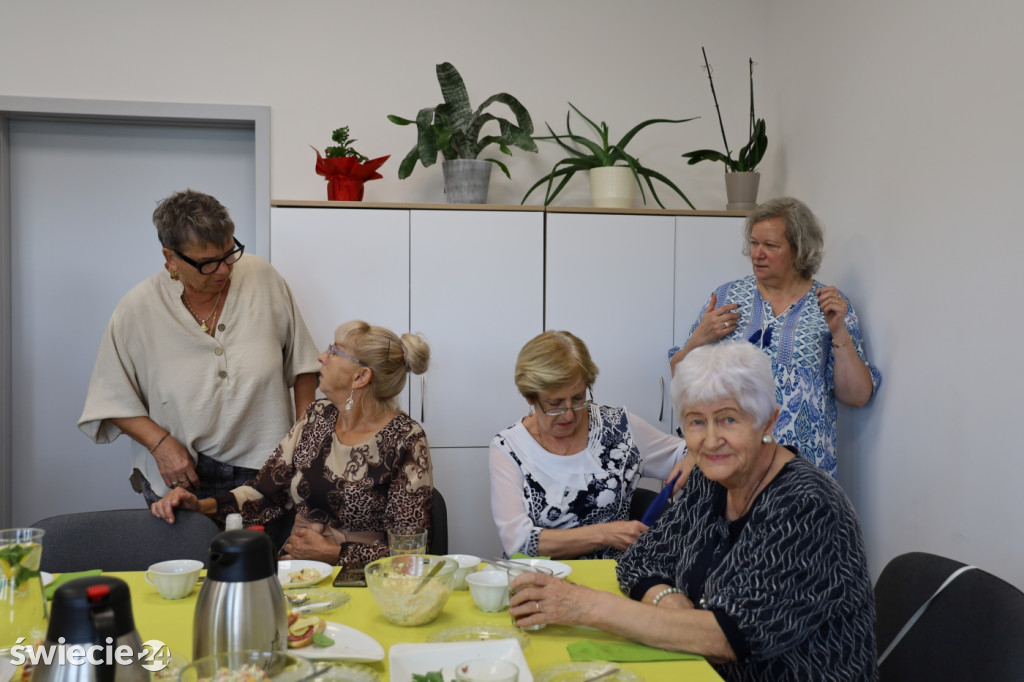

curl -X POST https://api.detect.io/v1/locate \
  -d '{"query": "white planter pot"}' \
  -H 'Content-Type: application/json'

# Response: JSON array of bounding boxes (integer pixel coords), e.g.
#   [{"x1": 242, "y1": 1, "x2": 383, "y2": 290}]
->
[
  {"x1": 442, "y1": 159, "x2": 492, "y2": 204},
  {"x1": 589, "y1": 166, "x2": 635, "y2": 209},
  {"x1": 724, "y1": 171, "x2": 760, "y2": 210}
]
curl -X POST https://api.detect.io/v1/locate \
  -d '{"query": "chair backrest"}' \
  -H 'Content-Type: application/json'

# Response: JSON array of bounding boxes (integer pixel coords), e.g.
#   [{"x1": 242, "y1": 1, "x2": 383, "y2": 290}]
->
[
  {"x1": 32, "y1": 509, "x2": 221, "y2": 572},
  {"x1": 628, "y1": 486, "x2": 660, "y2": 523},
  {"x1": 428, "y1": 488, "x2": 448, "y2": 555},
  {"x1": 875, "y1": 551, "x2": 1024, "y2": 681}
]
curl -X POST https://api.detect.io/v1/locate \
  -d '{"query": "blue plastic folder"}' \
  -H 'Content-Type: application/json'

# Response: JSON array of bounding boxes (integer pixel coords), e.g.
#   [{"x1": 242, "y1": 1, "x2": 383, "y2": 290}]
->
[{"x1": 639, "y1": 472, "x2": 681, "y2": 526}]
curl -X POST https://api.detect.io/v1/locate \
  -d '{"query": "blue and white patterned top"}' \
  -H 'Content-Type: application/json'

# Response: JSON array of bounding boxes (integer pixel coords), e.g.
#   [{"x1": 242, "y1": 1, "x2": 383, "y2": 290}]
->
[
  {"x1": 669, "y1": 275, "x2": 882, "y2": 478},
  {"x1": 616, "y1": 455, "x2": 878, "y2": 682},
  {"x1": 489, "y1": 405, "x2": 685, "y2": 559}
]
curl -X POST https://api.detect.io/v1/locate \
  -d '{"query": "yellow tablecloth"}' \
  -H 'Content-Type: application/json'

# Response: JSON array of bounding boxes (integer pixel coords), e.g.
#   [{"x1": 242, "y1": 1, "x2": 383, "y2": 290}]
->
[{"x1": 111, "y1": 560, "x2": 723, "y2": 681}]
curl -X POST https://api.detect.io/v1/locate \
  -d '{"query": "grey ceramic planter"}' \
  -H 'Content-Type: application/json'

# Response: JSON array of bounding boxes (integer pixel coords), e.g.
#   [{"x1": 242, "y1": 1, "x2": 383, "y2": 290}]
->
[{"x1": 442, "y1": 159, "x2": 492, "y2": 204}]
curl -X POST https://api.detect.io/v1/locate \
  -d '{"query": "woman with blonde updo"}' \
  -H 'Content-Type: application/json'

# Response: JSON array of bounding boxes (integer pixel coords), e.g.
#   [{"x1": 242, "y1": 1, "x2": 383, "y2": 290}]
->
[{"x1": 153, "y1": 320, "x2": 434, "y2": 568}]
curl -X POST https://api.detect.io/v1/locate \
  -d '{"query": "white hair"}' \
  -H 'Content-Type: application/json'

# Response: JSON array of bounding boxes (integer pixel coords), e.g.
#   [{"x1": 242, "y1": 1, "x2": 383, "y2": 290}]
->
[{"x1": 671, "y1": 342, "x2": 778, "y2": 429}]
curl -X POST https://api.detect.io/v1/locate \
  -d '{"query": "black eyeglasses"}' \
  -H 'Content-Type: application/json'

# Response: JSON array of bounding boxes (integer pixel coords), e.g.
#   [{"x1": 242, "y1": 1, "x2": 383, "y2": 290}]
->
[{"x1": 175, "y1": 237, "x2": 245, "y2": 275}]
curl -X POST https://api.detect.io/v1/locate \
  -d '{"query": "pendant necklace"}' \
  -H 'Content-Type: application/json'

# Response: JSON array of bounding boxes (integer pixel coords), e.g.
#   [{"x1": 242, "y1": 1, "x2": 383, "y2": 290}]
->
[{"x1": 182, "y1": 288, "x2": 222, "y2": 333}]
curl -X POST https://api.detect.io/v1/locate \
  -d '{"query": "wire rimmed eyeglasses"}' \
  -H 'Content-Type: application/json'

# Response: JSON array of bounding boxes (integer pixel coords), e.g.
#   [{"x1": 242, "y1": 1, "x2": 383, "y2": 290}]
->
[
  {"x1": 326, "y1": 343, "x2": 367, "y2": 367},
  {"x1": 174, "y1": 237, "x2": 245, "y2": 275}
]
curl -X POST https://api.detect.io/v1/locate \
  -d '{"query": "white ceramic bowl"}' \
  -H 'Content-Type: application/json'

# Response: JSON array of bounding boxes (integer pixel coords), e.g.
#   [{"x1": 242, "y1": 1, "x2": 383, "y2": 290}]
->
[
  {"x1": 465, "y1": 570, "x2": 509, "y2": 613},
  {"x1": 443, "y1": 554, "x2": 481, "y2": 590}
]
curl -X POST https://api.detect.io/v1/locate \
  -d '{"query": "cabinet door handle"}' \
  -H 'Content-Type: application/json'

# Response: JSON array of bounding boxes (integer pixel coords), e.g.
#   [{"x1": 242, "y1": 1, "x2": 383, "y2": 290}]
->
[
  {"x1": 659, "y1": 376, "x2": 665, "y2": 422},
  {"x1": 420, "y1": 375, "x2": 426, "y2": 423}
]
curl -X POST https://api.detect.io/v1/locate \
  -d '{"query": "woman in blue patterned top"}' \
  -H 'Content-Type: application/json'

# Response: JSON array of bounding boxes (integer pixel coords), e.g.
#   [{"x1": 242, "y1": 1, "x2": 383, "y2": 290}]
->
[
  {"x1": 669, "y1": 197, "x2": 881, "y2": 478},
  {"x1": 508, "y1": 342, "x2": 877, "y2": 681},
  {"x1": 490, "y1": 331, "x2": 689, "y2": 559}
]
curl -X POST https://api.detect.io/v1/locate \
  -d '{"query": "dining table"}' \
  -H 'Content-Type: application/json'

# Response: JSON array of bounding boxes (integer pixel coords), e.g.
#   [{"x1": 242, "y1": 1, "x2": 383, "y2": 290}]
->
[{"x1": 110, "y1": 559, "x2": 724, "y2": 681}]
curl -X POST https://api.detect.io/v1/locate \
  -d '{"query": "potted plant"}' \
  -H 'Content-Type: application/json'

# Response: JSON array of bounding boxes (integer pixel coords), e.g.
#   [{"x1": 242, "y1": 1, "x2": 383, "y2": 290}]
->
[
  {"x1": 682, "y1": 48, "x2": 767, "y2": 210},
  {"x1": 522, "y1": 103, "x2": 697, "y2": 209},
  {"x1": 387, "y1": 62, "x2": 538, "y2": 204},
  {"x1": 313, "y1": 126, "x2": 389, "y2": 201}
]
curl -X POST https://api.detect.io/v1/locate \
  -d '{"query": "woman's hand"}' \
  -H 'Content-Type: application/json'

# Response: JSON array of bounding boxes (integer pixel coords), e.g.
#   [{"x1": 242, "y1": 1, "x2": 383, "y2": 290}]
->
[
  {"x1": 671, "y1": 294, "x2": 740, "y2": 371},
  {"x1": 667, "y1": 452, "x2": 696, "y2": 496},
  {"x1": 281, "y1": 527, "x2": 344, "y2": 563},
  {"x1": 150, "y1": 487, "x2": 199, "y2": 523},
  {"x1": 509, "y1": 571, "x2": 591, "y2": 628},
  {"x1": 152, "y1": 436, "x2": 200, "y2": 491},
  {"x1": 815, "y1": 286, "x2": 849, "y2": 338},
  {"x1": 600, "y1": 520, "x2": 650, "y2": 550}
]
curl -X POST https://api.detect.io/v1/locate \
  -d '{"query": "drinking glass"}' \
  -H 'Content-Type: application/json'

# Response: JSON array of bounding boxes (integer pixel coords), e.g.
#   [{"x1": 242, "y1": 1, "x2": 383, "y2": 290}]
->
[
  {"x1": 1, "y1": 528, "x2": 47, "y2": 655},
  {"x1": 506, "y1": 564, "x2": 551, "y2": 632},
  {"x1": 387, "y1": 528, "x2": 427, "y2": 556}
]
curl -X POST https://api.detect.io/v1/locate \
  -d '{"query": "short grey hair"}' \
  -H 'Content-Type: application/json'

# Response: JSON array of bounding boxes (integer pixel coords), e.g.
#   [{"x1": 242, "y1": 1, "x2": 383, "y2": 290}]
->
[
  {"x1": 153, "y1": 189, "x2": 235, "y2": 252},
  {"x1": 671, "y1": 342, "x2": 778, "y2": 430},
  {"x1": 742, "y1": 196, "x2": 824, "y2": 279}
]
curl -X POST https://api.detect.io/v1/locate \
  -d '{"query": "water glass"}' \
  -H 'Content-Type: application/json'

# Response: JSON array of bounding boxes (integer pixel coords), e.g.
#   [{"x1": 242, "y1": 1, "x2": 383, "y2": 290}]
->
[
  {"x1": 455, "y1": 659, "x2": 519, "y2": 682},
  {"x1": 0, "y1": 528, "x2": 47, "y2": 655},
  {"x1": 506, "y1": 564, "x2": 550, "y2": 631},
  {"x1": 387, "y1": 528, "x2": 427, "y2": 556}
]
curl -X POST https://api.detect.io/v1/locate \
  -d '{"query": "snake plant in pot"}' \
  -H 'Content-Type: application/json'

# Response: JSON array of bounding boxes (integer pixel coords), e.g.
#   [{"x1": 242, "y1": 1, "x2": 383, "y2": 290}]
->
[
  {"x1": 682, "y1": 48, "x2": 768, "y2": 210},
  {"x1": 387, "y1": 62, "x2": 538, "y2": 203},
  {"x1": 522, "y1": 103, "x2": 697, "y2": 209}
]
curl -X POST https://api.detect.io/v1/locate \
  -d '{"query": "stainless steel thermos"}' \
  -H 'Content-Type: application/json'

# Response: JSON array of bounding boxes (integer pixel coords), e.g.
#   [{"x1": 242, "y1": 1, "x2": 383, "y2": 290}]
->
[
  {"x1": 30, "y1": 577, "x2": 149, "y2": 682},
  {"x1": 192, "y1": 529, "x2": 287, "y2": 658}
]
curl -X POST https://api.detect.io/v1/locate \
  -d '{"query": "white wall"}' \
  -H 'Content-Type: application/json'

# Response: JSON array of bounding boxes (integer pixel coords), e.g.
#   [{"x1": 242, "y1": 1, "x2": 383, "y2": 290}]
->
[{"x1": 3, "y1": 1, "x2": 1022, "y2": 586}]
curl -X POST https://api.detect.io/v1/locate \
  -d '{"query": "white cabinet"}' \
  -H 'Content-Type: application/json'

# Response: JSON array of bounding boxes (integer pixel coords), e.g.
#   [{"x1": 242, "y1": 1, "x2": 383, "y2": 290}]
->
[
  {"x1": 270, "y1": 204, "x2": 740, "y2": 556},
  {"x1": 409, "y1": 210, "x2": 544, "y2": 448},
  {"x1": 545, "y1": 212, "x2": 677, "y2": 429}
]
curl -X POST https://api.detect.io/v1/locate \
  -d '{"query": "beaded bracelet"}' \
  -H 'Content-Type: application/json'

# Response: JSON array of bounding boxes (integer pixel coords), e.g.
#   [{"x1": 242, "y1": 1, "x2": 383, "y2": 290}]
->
[
  {"x1": 651, "y1": 586, "x2": 684, "y2": 606},
  {"x1": 148, "y1": 432, "x2": 170, "y2": 454}
]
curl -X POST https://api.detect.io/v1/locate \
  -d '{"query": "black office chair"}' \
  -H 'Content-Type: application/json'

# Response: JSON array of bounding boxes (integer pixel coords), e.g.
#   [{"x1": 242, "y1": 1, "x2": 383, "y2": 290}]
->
[
  {"x1": 628, "y1": 486, "x2": 660, "y2": 523},
  {"x1": 875, "y1": 551, "x2": 1024, "y2": 681},
  {"x1": 428, "y1": 488, "x2": 448, "y2": 555},
  {"x1": 32, "y1": 509, "x2": 221, "y2": 572}
]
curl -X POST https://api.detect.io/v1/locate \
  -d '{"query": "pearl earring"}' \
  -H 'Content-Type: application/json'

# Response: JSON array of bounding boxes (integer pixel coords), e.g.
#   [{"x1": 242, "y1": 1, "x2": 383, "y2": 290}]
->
[
  {"x1": 344, "y1": 389, "x2": 354, "y2": 412},
  {"x1": 762, "y1": 434, "x2": 773, "y2": 444}
]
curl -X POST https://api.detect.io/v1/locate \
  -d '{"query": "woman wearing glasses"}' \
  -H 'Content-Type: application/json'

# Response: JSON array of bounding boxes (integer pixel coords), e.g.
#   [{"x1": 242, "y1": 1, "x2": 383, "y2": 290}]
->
[
  {"x1": 153, "y1": 320, "x2": 433, "y2": 568},
  {"x1": 490, "y1": 331, "x2": 690, "y2": 560},
  {"x1": 669, "y1": 197, "x2": 881, "y2": 479},
  {"x1": 79, "y1": 189, "x2": 320, "y2": 506}
]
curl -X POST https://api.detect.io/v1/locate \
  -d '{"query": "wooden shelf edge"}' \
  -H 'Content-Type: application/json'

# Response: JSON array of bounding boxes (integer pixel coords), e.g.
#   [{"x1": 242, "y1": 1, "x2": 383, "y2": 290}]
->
[{"x1": 270, "y1": 199, "x2": 746, "y2": 217}]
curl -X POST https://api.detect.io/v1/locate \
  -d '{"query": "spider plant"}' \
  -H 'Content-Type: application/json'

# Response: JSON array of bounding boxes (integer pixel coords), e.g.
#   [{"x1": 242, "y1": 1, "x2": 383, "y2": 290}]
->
[{"x1": 522, "y1": 103, "x2": 697, "y2": 208}]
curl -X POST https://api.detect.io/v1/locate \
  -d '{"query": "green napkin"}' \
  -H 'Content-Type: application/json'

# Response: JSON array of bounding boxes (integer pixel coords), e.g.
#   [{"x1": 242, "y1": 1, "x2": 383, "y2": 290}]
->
[
  {"x1": 45, "y1": 570, "x2": 102, "y2": 599},
  {"x1": 568, "y1": 640, "x2": 704, "y2": 662}
]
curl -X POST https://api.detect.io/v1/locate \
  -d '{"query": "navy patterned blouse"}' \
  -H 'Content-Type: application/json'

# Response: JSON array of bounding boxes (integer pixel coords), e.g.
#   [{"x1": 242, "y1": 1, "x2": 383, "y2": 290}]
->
[{"x1": 617, "y1": 455, "x2": 878, "y2": 681}]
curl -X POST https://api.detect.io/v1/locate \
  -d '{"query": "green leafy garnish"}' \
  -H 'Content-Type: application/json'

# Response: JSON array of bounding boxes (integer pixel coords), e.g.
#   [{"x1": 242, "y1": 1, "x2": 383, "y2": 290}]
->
[
  {"x1": 311, "y1": 632, "x2": 334, "y2": 648},
  {"x1": 411, "y1": 671, "x2": 446, "y2": 682}
]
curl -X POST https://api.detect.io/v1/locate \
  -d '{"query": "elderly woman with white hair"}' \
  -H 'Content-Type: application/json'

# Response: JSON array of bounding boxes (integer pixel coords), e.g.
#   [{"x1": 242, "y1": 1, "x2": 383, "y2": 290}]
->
[{"x1": 508, "y1": 342, "x2": 877, "y2": 681}]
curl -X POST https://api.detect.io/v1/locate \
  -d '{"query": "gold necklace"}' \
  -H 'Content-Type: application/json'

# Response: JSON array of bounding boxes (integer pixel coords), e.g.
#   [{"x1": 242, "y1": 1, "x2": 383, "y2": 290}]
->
[
  {"x1": 534, "y1": 419, "x2": 585, "y2": 456},
  {"x1": 736, "y1": 444, "x2": 778, "y2": 519},
  {"x1": 182, "y1": 289, "x2": 222, "y2": 332}
]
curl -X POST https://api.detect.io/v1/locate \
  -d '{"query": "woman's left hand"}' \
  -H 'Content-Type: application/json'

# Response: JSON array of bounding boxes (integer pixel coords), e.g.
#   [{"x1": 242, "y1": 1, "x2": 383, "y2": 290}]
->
[
  {"x1": 815, "y1": 286, "x2": 848, "y2": 336},
  {"x1": 281, "y1": 526, "x2": 343, "y2": 563},
  {"x1": 508, "y1": 571, "x2": 591, "y2": 628}
]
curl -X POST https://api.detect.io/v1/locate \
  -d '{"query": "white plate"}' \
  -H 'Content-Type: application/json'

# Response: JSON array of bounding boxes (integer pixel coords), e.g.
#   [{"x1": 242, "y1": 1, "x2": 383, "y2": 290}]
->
[
  {"x1": 388, "y1": 640, "x2": 533, "y2": 682},
  {"x1": 484, "y1": 559, "x2": 573, "y2": 579},
  {"x1": 41, "y1": 571, "x2": 54, "y2": 587},
  {"x1": 292, "y1": 622, "x2": 384, "y2": 662},
  {"x1": 279, "y1": 560, "x2": 334, "y2": 588}
]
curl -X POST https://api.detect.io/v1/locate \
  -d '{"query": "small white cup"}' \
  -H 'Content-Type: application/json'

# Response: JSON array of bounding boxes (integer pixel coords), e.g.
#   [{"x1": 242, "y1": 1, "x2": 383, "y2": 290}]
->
[
  {"x1": 466, "y1": 571, "x2": 509, "y2": 612},
  {"x1": 455, "y1": 658, "x2": 519, "y2": 682},
  {"x1": 145, "y1": 559, "x2": 203, "y2": 599},
  {"x1": 444, "y1": 554, "x2": 481, "y2": 590}
]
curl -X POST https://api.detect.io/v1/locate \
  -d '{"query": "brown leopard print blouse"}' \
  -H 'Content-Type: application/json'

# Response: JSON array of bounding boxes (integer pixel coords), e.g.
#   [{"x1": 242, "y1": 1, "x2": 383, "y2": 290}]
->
[{"x1": 214, "y1": 399, "x2": 432, "y2": 566}]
